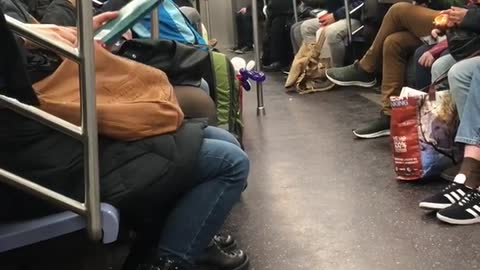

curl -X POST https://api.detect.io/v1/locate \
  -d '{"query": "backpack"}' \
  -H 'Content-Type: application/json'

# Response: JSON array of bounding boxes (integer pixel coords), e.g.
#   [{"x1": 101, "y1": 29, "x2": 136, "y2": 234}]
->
[{"x1": 209, "y1": 51, "x2": 244, "y2": 144}]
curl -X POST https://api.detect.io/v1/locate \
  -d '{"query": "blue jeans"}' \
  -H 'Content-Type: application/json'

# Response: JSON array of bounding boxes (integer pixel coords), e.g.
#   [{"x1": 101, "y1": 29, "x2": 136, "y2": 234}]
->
[
  {"x1": 450, "y1": 58, "x2": 480, "y2": 145},
  {"x1": 157, "y1": 126, "x2": 249, "y2": 262}
]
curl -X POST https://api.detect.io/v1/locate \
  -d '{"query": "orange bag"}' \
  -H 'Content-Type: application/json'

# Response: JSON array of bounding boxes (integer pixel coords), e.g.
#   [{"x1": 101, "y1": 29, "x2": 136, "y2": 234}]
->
[{"x1": 33, "y1": 44, "x2": 184, "y2": 141}]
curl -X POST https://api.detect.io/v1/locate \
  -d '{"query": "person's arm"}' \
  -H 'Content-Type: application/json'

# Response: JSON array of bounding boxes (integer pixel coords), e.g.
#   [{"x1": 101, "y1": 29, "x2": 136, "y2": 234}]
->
[
  {"x1": 301, "y1": 0, "x2": 325, "y2": 9},
  {"x1": 427, "y1": 39, "x2": 449, "y2": 59},
  {"x1": 332, "y1": 0, "x2": 364, "y2": 20},
  {"x1": 460, "y1": 7, "x2": 480, "y2": 33}
]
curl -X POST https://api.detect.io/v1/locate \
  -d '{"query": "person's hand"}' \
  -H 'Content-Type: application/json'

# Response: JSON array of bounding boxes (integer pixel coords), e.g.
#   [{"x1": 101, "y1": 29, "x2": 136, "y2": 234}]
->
[
  {"x1": 23, "y1": 24, "x2": 77, "y2": 48},
  {"x1": 68, "y1": 0, "x2": 76, "y2": 6},
  {"x1": 319, "y1": 13, "x2": 335, "y2": 26},
  {"x1": 431, "y1": 28, "x2": 442, "y2": 39},
  {"x1": 418, "y1": 51, "x2": 435, "y2": 67},
  {"x1": 92, "y1": 11, "x2": 119, "y2": 31},
  {"x1": 238, "y1": 7, "x2": 247, "y2": 14},
  {"x1": 447, "y1": 6, "x2": 468, "y2": 25}
]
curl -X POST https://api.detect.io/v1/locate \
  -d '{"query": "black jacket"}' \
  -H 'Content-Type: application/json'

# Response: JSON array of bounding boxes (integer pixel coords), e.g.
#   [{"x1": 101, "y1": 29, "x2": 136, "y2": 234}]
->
[
  {"x1": 461, "y1": 5, "x2": 480, "y2": 33},
  {"x1": 0, "y1": 6, "x2": 205, "y2": 222}
]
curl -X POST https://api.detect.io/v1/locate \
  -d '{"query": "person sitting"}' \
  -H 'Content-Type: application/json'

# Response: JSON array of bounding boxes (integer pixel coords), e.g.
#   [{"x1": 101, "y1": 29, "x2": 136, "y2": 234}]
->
[
  {"x1": 230, "y1": 2, "x2": 265, "y2": 54},
  {"x1": 262, "y1": 0, "x2": 296, "y2": 72},
  {"x1": 289, "y1": 0, "x2": 325, "y2": 53},
  {"x1": 419, "y1": 60, "x2": 480, "y2": 225},
  {"x1": 292, "y1": 0, "x2": 364, "y2": 66},
  {"x1": 325, "y1": 0, "x2": 467, "y2": 139},
  {"x1": 0, "y1": 5, "x2": 250, "y2": 270}
]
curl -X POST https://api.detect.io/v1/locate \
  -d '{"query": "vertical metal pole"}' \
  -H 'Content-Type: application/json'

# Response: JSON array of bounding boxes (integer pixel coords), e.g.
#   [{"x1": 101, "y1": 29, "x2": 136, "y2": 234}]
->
[
  {"x1": 151, "y1": 8, "x2": 159, "y2": 39},
  {"x1": 343, "y1": 0, "x2": 352, "y2": 44},
  {"x1": 292, "y1": 0, "x2": 298, "y2": 23},
  {"x1": 204, "y1": 0, "x2": 213, "y2": 38},
  {"x1": 77, "y1": 0, "x2": 102, "y2": 241},
  {"x1": 252, "y1": 0, "x2": 265, "y2": 115}
]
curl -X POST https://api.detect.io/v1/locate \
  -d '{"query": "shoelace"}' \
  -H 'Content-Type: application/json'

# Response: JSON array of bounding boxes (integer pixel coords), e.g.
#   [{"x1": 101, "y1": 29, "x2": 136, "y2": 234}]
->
[{"x1": 457, "y1": 190, "x2": 480, "y2": 207}]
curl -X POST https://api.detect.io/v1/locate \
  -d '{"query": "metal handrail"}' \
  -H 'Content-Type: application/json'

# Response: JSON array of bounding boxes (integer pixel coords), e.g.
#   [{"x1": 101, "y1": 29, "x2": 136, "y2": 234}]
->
[
  {"x1": 344, "y1": 1, "x2": 366, "y2": 43},
  {"x1": 292, "y1": 0, "x2": 298, "y2": 23},
  {"x1": 1, "y1": 0, "x2": 102, "y2": 240}
]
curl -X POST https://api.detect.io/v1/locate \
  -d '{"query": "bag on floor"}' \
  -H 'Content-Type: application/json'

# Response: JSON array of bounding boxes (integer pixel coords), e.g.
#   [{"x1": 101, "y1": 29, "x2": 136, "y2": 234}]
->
[
  {"x1": 209, "y1": 51, "x2": 243, "y2": 143},
  {"x1": 285, "y1": 28, "x2": 333, "y2": 94},
  {"x1": 390, "y1": 84, "x2": 460, "y2": 180}
]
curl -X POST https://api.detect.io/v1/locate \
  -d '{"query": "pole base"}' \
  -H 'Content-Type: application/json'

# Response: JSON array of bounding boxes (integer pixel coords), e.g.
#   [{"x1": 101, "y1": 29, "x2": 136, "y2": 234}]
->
[{"x1": 256, "y1": 107, "x2": 266, "y2": 116}]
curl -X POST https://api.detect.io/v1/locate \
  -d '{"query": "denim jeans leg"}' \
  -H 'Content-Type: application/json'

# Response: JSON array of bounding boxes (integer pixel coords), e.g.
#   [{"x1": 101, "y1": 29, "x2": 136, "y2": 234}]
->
[
  {"x1": 413, "y1": 44, "x2": 433, "y2": 89},
  {"x1": 449, "y1": 57, "x2": 480, "y2": 117},
  {"x1": 456, "y1": 67, "x2": 480, "y2": 145},
  {"x1": 157, "y1": 127, "x2": 249, "y2": 261},
  {"x1": 431, "y1": 54, "x2": 457, "y2": 84}
]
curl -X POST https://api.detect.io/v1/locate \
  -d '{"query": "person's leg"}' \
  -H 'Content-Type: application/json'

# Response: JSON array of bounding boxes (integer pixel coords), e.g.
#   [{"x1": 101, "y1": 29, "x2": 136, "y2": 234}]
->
[
  {"x1": 413, "y1": 44, "x2": 434, "y2": 89},
  {"x1": 323, "y1": 19, "x2": 361, "y2": 67},
  {"x1": 290, "y1": 21, "x2": 304, "y2": 54},
  {"x1": 448, "y1": 57, "x2": 480, "y2": 117},
  {"x1": 359, "y1": 2, "x2": 439, "y2": 72},
  {"x1": 430, "y1": 54, "x2": 457, "y2": 83},
  {"x1": 351, "y1": 31, "x2": 422, "y2": 139},
  {"x1": 300, "y1": 18, "x2": 320, "y2": 45},
  {"x1": 156, "y1": 126, "x2": 249, "y2": 261},
  {"x1": 264, "y1": 15, "x2": 292, "y2": 70},
  {"x1": 434, "y1": 69, "x2": 480, "y2": 225}
]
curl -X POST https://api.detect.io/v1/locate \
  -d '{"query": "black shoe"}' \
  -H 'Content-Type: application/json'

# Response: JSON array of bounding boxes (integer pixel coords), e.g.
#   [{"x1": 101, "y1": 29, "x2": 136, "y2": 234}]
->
[
  {"x1": 353, "y1": 113, "x2": 390, "y2": 139},
  {"x1": 213, "y1": 234, "x2": 237, "y2": 252},
  {"x1": 262, "y1": 62, "x2": 287, "y2": 72},
  {"x1": 440, "y1": 163, "x2": 462, "y2": 182},
  {"x1": 195, "y1": 243, "x2": 249, "y2": 270},
  {"x1": 325, "y1": 61, "x2": 377, "y2": 88},
  {"x1": 437, "y1": 189, "x2": 480, "y2": 225},
  {"x1": 234, "y1": 46, "x2": 253, "y2": 54},
  {"x1": 419, "y1": 183, "x2": 472, "y2": 210}
]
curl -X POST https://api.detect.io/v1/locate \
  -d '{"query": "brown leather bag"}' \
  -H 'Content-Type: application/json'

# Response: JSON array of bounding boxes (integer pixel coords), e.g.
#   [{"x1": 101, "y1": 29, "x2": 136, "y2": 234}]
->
[{"x1": 33, "y1": 44, "x2": 184, "y2": 141}]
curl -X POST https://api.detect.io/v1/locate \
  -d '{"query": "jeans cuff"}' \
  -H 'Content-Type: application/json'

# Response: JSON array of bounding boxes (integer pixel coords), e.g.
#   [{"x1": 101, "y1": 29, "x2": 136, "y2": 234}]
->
[{"x1": 455, "y1": 136, "x2": 480, "y2": 145}]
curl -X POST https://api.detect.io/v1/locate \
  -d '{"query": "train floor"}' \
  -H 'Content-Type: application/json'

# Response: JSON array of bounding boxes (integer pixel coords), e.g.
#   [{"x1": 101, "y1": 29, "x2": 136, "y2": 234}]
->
[{"x1": 1, "y1": 70, "x2": 480, "y2": 270}]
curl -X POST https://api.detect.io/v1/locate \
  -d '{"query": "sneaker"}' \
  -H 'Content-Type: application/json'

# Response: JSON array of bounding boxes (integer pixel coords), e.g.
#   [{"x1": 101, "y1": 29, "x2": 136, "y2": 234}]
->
[
  {"x1": 437, "y1": 189, "x2": 480, "y2": 225},
  {"x1": 325, "y1": 61, "x2": 377, "y2": 88},
  {"x1": 440, "y1": 163, "x2": 462, "y2": 182},
  {"x1": 353, "y1": 113, "x2": 390, "y2": 139},
  {"x1": 419, "y1": 183, "x2": 472, "y2": 210},
  {"x1": 297, "y1": 79, "x2": 335, "y2": 94}
]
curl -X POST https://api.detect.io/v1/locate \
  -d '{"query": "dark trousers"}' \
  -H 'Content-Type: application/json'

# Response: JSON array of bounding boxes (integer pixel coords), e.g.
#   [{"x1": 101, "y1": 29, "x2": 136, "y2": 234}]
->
[
  {"x1": 413, "y1": 44, "x2": 450, "y2": 89},
  {"x1": 262, "y1": 14, "x2": 293, "y2": 65},
  {"x1": 236, "y1": 13, "x2": 253, "y2": 48}
]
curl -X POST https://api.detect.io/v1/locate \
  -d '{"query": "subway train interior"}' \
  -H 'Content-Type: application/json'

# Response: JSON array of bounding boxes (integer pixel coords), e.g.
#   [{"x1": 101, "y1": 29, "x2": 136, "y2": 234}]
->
[{"x1": 0, "y1": 0, "x2": 480, "y2": 269}]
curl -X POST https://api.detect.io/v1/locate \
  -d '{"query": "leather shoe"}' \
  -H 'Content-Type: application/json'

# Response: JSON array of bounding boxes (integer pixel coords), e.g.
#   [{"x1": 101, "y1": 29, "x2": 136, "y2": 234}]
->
[
  {"x1": 262, "y1": 61, "x2": 287, "y2": 72},
  {"x1": 213, "y1": 234, "x2": 237, "y2": 252},
  {"x1": 195, "y1": 243, "x2": 249, "y2": 270}
]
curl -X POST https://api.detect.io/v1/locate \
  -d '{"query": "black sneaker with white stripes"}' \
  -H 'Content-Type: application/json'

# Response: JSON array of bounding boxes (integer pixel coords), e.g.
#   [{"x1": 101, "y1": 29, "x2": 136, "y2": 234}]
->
[
  {"x1": 419, "y1": 183, "x2": 471, "y2": 210},
  {"x1": 437, "y1": 190, "x2": 480, "y2": 225}
]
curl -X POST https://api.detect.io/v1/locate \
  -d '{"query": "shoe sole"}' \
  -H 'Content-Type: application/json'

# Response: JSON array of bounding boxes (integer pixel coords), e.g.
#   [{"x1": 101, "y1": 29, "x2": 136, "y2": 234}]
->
[
  {"x1": 325, "y1": 72, "x2": 377, "y2": 88},
  {"x1": 440, "y1": 172, "x2": 456, "y2": 182},
  {"x1": 353, "y1": 129, "x2": 390, "y2": 139},
  {"x1": 419, "y1": 202, "x2": 451, "y2": 210},
  {"x1": 436, "y1": 212, "x2": 480, "y2": 225}
]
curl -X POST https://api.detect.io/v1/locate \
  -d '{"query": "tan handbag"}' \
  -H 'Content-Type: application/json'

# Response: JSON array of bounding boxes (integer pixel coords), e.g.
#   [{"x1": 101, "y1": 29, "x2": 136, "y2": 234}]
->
[
  {"x1": 33, "y1": 43, "x2": 184, "y2": 141},
  {"x1": 285, "y1": 29, "x2": 333, "y2": 94}
]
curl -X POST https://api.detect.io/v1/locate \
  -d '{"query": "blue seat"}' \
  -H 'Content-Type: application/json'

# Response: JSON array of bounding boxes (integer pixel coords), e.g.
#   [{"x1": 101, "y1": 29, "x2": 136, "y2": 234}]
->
[{"x1": 0, "y1": 203, "x2": 120, "y2": 253}]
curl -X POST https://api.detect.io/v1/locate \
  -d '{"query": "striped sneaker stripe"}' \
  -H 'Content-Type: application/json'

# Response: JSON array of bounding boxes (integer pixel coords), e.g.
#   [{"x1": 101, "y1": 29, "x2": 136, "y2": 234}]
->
[
  {"x1": 457, "y1": 189, "x2": 466, "y2": 196},
  {"x1": 474, "y1": 205, "x2": 480, "y2": 213},
  {"x1": 450, "y1": 191, "x2": 461, "y2": 201},
  {"x1": 444, "y1": 194, "x2": 456, "y2": 204},
  {"x1": 466, "y1": 208, "x2": 479, "y2": 218}
]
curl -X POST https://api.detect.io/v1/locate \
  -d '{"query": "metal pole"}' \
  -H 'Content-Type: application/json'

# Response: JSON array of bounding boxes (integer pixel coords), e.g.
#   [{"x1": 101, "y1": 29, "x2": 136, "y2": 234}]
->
[
  {"x1": 343, "y1": 0, "x2": 352, "y2": 44},
  {"x1": 151, "y1": 8, "x2": 159, "y2": 39},
  {"x1": 77, "y1": 0, "x2": 102, "y2": 241},
  {"x1": 252, "y1": 0, "x2": 265, "y2": 115},
  {"x1": 292, "y1": 0, "x2": 298, "y2": 23},
  {"x1": 204, "y1": 0, "x2": 213, "y2": 38}
]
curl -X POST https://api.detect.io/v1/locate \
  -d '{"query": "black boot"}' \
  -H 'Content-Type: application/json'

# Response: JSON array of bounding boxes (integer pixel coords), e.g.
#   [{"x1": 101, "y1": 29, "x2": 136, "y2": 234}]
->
[
  {"x1": 213, "y1": 234, "x2": 237, "y2": 252},
  {"x1": 195, "y1": 242, "x2": 249, "y2": 270},
  {"x1": 136, "y1": 256, "x2": 205, "y2": 270}
]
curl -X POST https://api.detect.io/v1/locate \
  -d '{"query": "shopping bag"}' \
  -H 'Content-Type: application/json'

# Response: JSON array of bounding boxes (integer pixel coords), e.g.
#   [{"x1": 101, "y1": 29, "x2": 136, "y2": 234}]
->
[{"x1": 390, "y1": 87, "x2": 460, "y2": 180}]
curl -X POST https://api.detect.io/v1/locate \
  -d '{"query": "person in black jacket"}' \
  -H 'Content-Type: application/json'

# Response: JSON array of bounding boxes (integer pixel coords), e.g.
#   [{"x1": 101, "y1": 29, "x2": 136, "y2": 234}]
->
[{"x1": 0, "y1": 4, "x2": 250, "y2": 270}]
